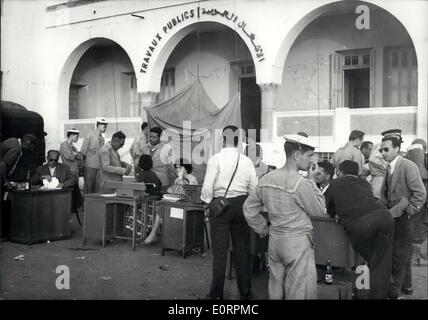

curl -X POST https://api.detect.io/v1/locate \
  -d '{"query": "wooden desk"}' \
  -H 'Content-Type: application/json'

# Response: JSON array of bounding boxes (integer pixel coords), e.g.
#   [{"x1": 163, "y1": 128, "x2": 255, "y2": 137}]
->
[
  {"x1": 83, "y1": 193, "x2": 144, "y2": 250},
  {"x1": 243, "y1": 214, "x2": 362, "y2": 272},
  {"x1": 156, "y1": 200, "x2": 206, "y2": 258},
  {"x1": 10, "y1": 189, "x2": 72, "y2": 244},
  {"x1": 311, "y1": 216, "x2": 362, "y2": 268}
]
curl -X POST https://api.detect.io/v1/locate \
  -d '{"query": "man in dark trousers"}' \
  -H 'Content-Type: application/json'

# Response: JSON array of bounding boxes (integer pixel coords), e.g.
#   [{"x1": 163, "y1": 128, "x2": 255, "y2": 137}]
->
[
  {"x1": 31, "y1": 150, "x2": 76, "y2": 188},
  {"x1": 379, "y1": 129, "x2": 426, "y2": 299},
  {"x1": 201, "y1": 125, "x2": 257, "y2": 300},
  {"x1": 326, "y1": 160, "x2": 394, "y2": 299}
]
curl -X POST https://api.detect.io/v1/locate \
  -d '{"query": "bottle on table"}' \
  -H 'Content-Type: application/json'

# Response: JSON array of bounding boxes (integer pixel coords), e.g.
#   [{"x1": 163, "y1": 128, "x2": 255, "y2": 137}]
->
[
  {"x1": 25, "y1": 170, "x2": 31, "y2": 191},
  {"x1": 325, "y1": 260, "x2": 333, "y2": 285}
]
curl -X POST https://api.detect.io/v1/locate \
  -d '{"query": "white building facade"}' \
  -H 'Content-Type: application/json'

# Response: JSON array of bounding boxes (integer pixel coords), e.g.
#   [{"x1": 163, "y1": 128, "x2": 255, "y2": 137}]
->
[{"x1": 1, "y1": 0, "x2": 427, "y2": 167}]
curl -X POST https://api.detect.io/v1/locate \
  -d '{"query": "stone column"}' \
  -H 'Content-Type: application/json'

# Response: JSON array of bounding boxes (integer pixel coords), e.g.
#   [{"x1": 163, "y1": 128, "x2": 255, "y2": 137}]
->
[{"x1": 259, "y1": 83, "x2": 278, "y2": 143}]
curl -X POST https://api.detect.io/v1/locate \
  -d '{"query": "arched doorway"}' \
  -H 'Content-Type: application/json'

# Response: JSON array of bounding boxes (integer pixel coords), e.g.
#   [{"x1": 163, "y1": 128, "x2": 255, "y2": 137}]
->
[
  {"x1": 58, "y1": 37, "x2": 137, "y2": 123},
  {"x1": 274, "y1": 1, "x2": 418, "y2": 151},
  {"x1": 150, "y1": 22, "x2": 261, "y2": 142}
]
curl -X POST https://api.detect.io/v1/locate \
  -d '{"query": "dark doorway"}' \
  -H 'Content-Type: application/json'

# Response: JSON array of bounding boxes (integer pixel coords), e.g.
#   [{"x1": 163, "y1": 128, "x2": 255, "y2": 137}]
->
[
  {"x1": 240, "y1": 77, "x2": 261, "y2": 142},
  {"x1": 344, "y1": 68, "x2": 370, "y2": 108}
]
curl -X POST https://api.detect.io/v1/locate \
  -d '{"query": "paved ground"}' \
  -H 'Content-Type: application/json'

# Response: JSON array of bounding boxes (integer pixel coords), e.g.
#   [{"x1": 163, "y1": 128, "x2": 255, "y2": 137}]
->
[{"x1": 0, "y1": 216, "x2": 427, "y2": 300}]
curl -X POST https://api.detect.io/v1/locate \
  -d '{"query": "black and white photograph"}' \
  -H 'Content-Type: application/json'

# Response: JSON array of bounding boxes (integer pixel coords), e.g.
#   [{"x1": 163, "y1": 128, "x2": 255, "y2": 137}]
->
[{"x1": 0, "y1": 0, "x2": 427, "y2": 306}]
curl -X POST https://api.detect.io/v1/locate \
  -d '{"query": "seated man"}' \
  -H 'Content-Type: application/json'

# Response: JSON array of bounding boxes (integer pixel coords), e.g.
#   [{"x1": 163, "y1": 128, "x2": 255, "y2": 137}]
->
[
  {"x1": 99, "y1": 131, "x2": 132, "y2": 193},
  {"x1": 314, "y1": 161, "x2": 335, "y2": 217},
  {"x1": 31, "y1": 150, "x2": 76, "y2": 188},
  {"x1": 326, "y1": 160, "x2": 394, "y2": 299}
]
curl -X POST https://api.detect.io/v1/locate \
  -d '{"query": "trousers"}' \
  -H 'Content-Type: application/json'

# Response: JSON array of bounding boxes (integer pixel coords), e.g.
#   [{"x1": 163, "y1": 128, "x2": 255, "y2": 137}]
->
[
  {"x1": 208, "y1": 195, "x2": 251, "y2": 299},
  {"x1": 388, "y1": 213, "x2": 415, "y2": 298},
  {"x1": 347, "y1": 208, "x2": 394, "y2": 299},
  {"x1": 84, "y1": 167, "x2": 100, "y2": 194},
  {"x1": 268, "y1": 233, "x2": 317, "y2": 300}
]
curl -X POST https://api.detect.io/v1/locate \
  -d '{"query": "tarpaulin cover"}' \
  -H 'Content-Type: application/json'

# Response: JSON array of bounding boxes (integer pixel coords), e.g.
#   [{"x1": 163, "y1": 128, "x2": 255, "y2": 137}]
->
[{"x1": 144, "y1": 80, "x2": 241, "y2": 183}]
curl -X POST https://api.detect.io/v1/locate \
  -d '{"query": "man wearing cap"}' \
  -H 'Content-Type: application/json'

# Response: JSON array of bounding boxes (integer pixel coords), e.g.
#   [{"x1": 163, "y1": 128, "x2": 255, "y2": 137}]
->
[
  {"x1": 129, "y1": 122, "x2": 149, "y2": 178},
  {"x1": 379, "y1": 130, "x2": 426, "y2": 299},
  {"x1": 60, "y1": 128, "x2": 84, "y2": 217},
  {"x1": 331, "y1": 130, "x2": 365, "y2": 176},
  {"x1": 80, "y1": 118, "x2": 108, "y2": 193},
  {"x1": 99, "y1": 131, "x2": 132, "y2": 193},
  {"x1": 243, "y1": 134, "x2": 327, "y2": 299}
]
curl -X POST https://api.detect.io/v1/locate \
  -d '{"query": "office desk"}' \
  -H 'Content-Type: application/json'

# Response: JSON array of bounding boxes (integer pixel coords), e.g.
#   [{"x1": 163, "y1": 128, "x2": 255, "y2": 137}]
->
[
  {"x1": 156, "y1": 200, "x2": 206, "y2": 258},
  {"x1": 311, "y1": 216, "x2": 362, "y2": 268},
  {"x1": 10, "y1": 189, "x2": 72, "y2": 244},
  {"x1": 83, "y1": 193, "x2": 144, "y2": 250}
]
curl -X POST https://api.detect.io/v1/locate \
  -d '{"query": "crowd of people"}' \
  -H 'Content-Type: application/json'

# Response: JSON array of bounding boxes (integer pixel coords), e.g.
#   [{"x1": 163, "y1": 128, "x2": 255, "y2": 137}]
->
[{"x1": 1, "y1": 120, "x2": 427, "y2": 300}]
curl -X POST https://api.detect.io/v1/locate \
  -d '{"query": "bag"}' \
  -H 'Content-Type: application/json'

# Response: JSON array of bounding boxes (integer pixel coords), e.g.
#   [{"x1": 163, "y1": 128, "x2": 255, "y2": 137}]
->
[
  {"x1": 208, "y1": 152, "x2": 240, "y2": 218},
  {"x1": 209, "y1": 197, "x2": 230, "y2": 218}
]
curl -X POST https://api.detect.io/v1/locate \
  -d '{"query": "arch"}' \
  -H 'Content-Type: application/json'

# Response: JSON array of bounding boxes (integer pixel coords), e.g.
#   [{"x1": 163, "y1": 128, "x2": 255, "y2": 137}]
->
[
  {"x1": 272, "y1": 0, "x2": 418, "y2": 84},
  {"x1": 57, "y1": 37, "x2": 137, "y2": 121},
  {"x1": 138, "y1": 21, "x2": 259, "y2": 93}
]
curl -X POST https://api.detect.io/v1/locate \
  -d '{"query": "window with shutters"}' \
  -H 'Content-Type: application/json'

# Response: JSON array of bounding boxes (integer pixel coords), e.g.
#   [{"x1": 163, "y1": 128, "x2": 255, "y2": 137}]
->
[
  {"x1": 157, "y1": 68, "x2": 175, "y2": 103},
  {"x1": 383, "y1": 46, "x2": 417, "y2": 107},
  {"x1": 330, "y1": 48, "x2": 374, "y2": 109}
]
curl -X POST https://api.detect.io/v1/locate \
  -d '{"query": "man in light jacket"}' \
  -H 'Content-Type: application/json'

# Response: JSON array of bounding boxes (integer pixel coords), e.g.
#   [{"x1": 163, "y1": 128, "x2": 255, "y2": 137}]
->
[{"x1": 99, "y1": 131, "x2": 132, "y2": 193}]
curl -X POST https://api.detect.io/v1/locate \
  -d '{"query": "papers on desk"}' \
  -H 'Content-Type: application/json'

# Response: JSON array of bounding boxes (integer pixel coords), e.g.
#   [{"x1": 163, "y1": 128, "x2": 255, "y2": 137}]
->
[
  {"x1": 170, "y1": 207, "x2": 183, "y2": 220},
  {"x1": 99, "y1": 193, "x2": 117, "y2": 197},
  {"x1": 162, "y1": 194, "x2": 183, "y2": 202}
]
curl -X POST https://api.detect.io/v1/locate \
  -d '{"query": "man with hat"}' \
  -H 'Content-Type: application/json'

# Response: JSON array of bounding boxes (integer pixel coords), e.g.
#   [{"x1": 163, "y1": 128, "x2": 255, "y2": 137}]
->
[
  {"x1": 80, "y1": 117, "x2": 108, "y2": 193},
  {"x1": 60, "y1": 128, "x2": 84, "y2": 220},
  {"x1": 379, "y1": 129, "x2": 426, "y2": 299},
  {"x1": 243, "y1": 134, "x2": 327, "y2": 299},
  {"x1": 331, "y1": 130, "x2": 365, "y2": 176}
]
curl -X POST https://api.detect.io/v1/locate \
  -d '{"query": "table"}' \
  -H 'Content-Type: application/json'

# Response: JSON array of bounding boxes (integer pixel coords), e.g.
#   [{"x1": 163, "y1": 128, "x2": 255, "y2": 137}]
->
[
  {"x1": 311, "y1": 216, "x2": 363, "y2": 268},
  {"x1": 10, "y1": 189, "x2": 72, "y2": 244},
  {"x1": 82, "y1": 193, "x2": 144, "y2": 250},
  {"x1": 156, "y1": 200, "x2": 206, "y2": 258}
]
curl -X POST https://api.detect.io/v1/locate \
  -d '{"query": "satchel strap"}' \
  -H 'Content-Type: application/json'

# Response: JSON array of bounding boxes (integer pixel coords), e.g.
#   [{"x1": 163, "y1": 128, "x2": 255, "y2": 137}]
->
[{"x1": 224, "y1": 151, "x2": 240, "y2": 197}]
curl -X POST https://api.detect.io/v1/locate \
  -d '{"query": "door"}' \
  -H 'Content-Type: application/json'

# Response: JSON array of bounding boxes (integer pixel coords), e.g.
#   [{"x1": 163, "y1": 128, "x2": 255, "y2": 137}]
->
[{"x1": 240, "y1": 77, "x2": 261, "y2": 142}]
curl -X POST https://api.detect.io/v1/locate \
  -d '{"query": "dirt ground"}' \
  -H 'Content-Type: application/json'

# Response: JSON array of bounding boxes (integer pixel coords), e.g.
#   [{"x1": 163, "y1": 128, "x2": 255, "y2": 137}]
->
[{"x1": 0, "y1": 215, "x2": 427, "y2": 300}]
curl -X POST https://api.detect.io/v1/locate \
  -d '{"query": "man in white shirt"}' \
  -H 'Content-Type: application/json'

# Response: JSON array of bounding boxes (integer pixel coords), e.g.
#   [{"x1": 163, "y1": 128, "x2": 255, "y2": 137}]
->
[{"x1": 201, "y1": 125, "x2": 257, "y2": 300}]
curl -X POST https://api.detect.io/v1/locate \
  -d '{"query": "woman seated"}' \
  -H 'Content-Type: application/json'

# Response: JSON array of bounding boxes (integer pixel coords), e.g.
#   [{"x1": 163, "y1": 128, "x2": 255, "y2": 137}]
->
[
  {"x1": 136, "y1": 154, "x2": 162, "y2": 198},
  {"x1": 144, "y1": 158, "x2": 198, "y2": 244}
]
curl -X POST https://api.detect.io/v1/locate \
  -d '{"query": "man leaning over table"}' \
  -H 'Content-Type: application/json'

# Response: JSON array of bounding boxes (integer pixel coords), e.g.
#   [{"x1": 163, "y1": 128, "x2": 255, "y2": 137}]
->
[
  {"x1": 99, "y1": 130, "x2": 132, "y2": 193},
  {"x1": 243, "y1": 134, "x2": 327, "y2": 300},
  {"x1": 31, "y1": 150, "x2": 75, "y2": 188}
]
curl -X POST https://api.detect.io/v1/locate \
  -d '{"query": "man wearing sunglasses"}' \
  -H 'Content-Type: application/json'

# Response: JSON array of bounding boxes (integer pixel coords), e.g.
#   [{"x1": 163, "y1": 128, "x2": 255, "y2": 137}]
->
[
  {"x1": 379, "y1": 129, "x2": 426, "y2": 299},
  {"x1": 31, "y1": 150, "x2": 76, "y2": 188}
]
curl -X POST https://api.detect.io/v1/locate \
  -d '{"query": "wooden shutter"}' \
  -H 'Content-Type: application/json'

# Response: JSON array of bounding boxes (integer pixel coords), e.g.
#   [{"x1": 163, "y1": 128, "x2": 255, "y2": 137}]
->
[{"x1": 330, "y1": 52, "x2": 344, "y2": 108}]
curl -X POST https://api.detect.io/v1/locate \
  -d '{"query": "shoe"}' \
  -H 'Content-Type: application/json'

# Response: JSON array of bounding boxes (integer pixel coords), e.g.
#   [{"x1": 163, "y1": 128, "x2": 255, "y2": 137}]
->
[
  {"x1": 240, "y1": 292, "x2": 254, "y2": 300},
  {"x1": 202, "y1": 294, "x2": 222, "y2": 300},
  {"x1": 401, "y1": 288, "x2": 413, "y2": 295}
]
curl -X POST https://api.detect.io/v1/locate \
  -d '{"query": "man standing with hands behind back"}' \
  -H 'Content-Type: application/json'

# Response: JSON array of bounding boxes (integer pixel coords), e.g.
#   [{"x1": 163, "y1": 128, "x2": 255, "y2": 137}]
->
[
  {"x1": 81, "y1": 117, "x2": 108, "y2": 193},
  {"x1": 379, "y1": 129, "x2": 426, "y2": 299}
]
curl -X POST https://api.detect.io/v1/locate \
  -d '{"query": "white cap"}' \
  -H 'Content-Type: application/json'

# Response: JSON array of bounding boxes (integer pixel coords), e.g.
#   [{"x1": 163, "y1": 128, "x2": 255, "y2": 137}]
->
[
  {"x1": 67, "y1": 128, "x2": 80, "y2": 134},
  {"x1": 283, "y1": 134, "x2": 317, "y2": 149},
  {"x1": 95, "y1": 117, "x2": 108, "y2": 125}
]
